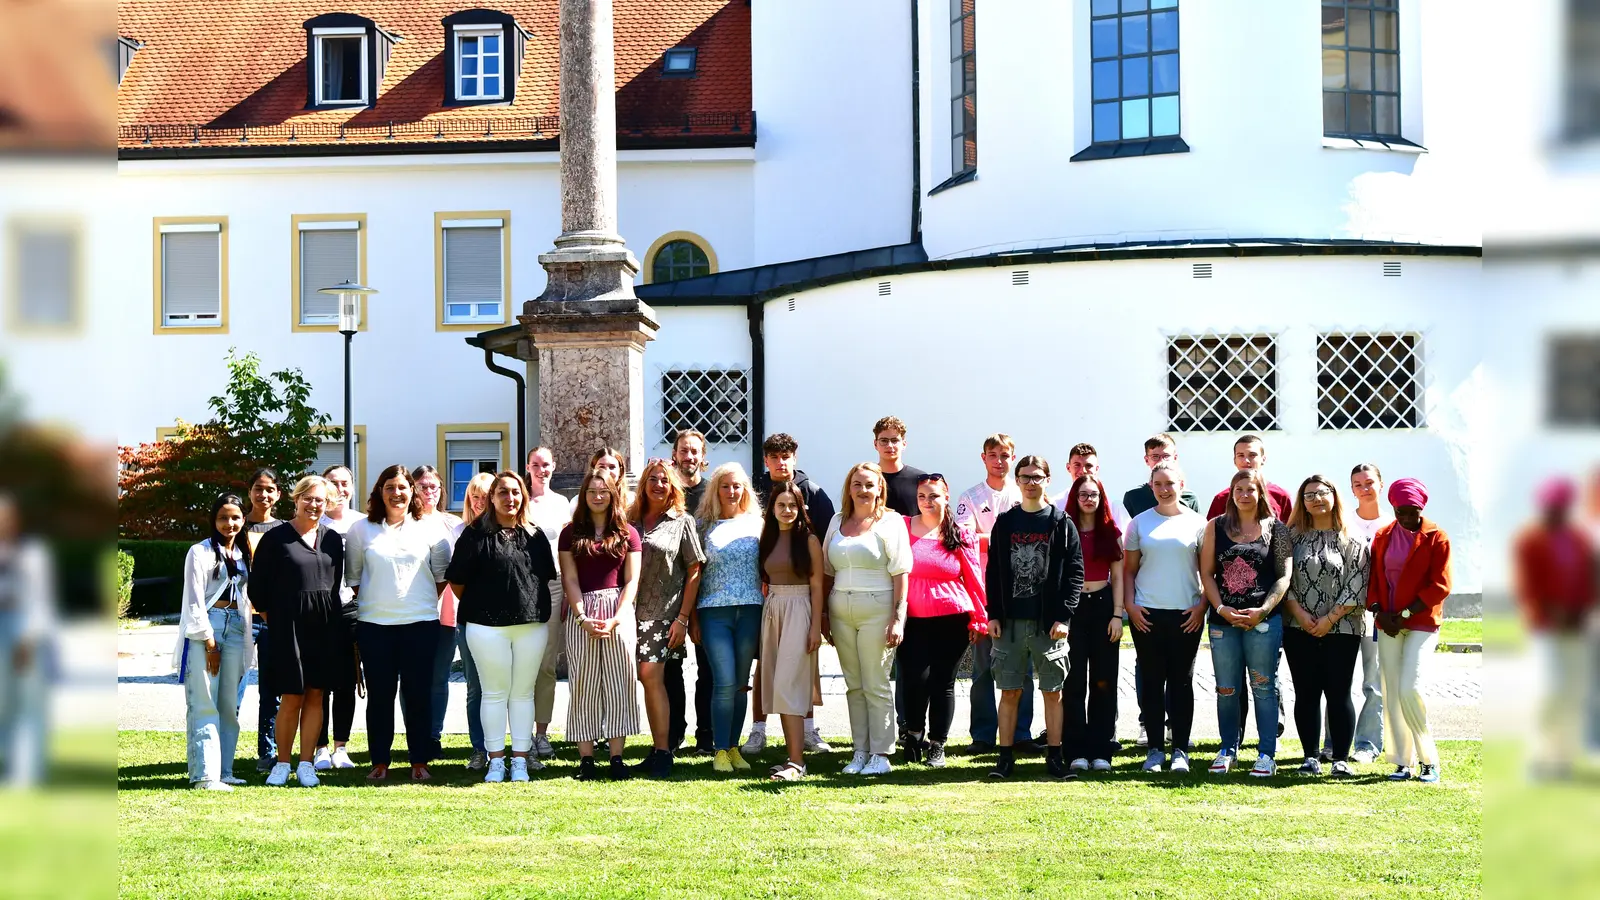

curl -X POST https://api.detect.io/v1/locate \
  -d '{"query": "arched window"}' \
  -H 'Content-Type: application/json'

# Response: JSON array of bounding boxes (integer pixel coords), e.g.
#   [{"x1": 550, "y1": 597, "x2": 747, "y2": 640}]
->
[{"x1": 651, "y1": 239, "x2": 711, "y2": 283}]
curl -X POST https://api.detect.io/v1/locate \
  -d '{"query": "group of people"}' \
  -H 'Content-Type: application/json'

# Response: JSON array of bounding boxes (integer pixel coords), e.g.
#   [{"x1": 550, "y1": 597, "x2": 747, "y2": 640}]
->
[{"x1": 177, "y1": 417, "x2": 1460, "y2": 788}]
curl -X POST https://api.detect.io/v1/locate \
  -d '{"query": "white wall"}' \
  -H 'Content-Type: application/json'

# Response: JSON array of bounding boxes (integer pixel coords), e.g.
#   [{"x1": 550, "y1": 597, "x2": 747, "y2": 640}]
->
[
  {"x1": 643, "y1": 304, "x2": 753, "y2": 474},
  {"x1": 762, "y1": 253, "x2": 1486, "y2": 591},
  {"x1": 917, "y1": 0, "x2": 1479, "y2": 259},
  {"x1": 751, "y1": 0, "x2": 913, "y2": 264}
]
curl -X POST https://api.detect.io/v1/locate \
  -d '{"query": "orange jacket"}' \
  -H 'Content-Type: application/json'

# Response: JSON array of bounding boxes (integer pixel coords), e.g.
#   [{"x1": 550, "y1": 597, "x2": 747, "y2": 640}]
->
[
  {"x1": 1513, "y1": 525, "x2": 1596, "y2": 631},
  {"x1": 1367, "y1": 519, "x2": 1452, "y2": 632}
]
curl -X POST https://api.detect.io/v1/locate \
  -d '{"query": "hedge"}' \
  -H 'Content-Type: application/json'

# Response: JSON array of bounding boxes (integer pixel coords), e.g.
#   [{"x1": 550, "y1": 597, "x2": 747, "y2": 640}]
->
[
  {"x1": 116, "y1": 551, "x2": 135, "y2": 618},
  {"x1": 118, "y1": 539, "x2": 193, "y2": 618}
]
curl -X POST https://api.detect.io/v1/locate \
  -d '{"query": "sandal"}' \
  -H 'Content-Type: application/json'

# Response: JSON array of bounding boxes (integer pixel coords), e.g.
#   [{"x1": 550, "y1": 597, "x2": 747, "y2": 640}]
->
[
  {"x1": 411, "y1": 765, "x2": 432, "y2": 782},
  {"x1": 769, "y1": 762, "x2": 806, "y2": 782},
  {"x1": 366, "y1": 765, "x2": 389, "y2": 781}
]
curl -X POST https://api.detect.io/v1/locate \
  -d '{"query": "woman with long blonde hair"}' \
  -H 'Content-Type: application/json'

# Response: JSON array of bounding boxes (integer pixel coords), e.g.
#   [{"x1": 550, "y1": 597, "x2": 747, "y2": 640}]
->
[
  {"x1": 823, "y1": 462, "x2": 912, "y2": 776},
  {"x1": 693, "y1": 461, "x2": 766, "y2": 773}
]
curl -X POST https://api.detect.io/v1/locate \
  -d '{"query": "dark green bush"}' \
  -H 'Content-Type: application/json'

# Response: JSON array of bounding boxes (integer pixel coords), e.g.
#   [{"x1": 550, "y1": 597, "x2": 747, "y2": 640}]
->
[{"x1": 117, "y1": 539, "x2": 193, "y2": 617}]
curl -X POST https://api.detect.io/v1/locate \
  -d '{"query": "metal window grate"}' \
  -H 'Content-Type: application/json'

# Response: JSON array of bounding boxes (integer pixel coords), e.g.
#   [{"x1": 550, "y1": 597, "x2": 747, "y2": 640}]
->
[
  {"x1": 1316, "y1": 332, "x2": 1423, "y2": 429},
  {"x1": 1382, "y1": 261, "x2": 1402, "y2": 277},
  {"x1": 1166, "y1": 333, "x2": 1278, "y2": 432},
  {"x1": 1548, "y1": 334, "x2": 1600, "y2": 428},
  {"x1": 1192, "y1": 262, "x2": 1213, "y2": 278},
  {"x1": 1011, "y1": 270, "x2": 1029, "y2": 285},
  {"x1": 659, "y1": 367, "x2": 751, "y2": 445},
  {"x1": 877, "y1": 281, "x2": 892, "y2": 296}
]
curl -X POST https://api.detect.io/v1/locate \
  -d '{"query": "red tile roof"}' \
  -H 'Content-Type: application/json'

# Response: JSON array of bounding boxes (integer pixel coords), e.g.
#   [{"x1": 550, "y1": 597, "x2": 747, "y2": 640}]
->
[
  {"x1": 116, "y1": 0, "x2": 750, "y2": 151},
  {"x1": 0, "y1": 0, "x2": 116, "y2": 152}
]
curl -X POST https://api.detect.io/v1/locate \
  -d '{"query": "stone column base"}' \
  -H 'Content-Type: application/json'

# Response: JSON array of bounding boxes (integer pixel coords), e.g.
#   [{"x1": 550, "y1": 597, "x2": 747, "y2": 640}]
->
[{"x1": 534, "y1": 247, "x2": 640, "y2": 305}]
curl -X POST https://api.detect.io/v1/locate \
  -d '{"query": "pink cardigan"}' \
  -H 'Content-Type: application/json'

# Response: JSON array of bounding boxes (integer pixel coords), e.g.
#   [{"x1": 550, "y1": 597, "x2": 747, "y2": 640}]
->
[{"x1": 904, "y1": 517, "x2": 990, "y2": 632}]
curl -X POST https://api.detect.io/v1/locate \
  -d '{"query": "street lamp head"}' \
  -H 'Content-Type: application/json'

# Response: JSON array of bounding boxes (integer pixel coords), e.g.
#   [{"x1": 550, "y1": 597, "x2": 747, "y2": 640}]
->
[{"x1": 317, "y1": 281, "x2": 378, "y2": 334}]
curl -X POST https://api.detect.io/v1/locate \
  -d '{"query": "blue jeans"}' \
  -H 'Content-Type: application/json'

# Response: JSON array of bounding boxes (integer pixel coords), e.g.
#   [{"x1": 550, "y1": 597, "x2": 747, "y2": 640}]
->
[
  {"x1": 184, "y1": 606, "x2": 249, "y2": 783},
  {"x1": 0, "y1": 608, "x2": 47, "y2": 785},
  {"x1": 1211, "y1": 615, "x2": 1284, "y2": 759},
  {"x1": 456, "y1": 621, "x2": 484, "y2": 752},
  {"x1": 969, "y1": 634, "x2": 1034, "y2": 744},
  {"x1": 699, "y1": 605, "x2": 762, "y2": 750},
  {"x1": 249, "y1": 621, "x2": 279, "y2": 762},
  {"x1": 430, "y1": 624, "x2": 456, "y2": 749}
]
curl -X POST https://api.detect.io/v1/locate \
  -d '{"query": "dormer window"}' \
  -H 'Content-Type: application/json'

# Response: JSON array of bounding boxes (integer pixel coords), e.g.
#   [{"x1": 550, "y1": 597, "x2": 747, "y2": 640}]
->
[
  {"x1": 115, "y1": 36, "x2": 142, "y2": 86},
  {"x1": 662, "y1": 47, "x2": 697, "y2": 77},
  {"x1": 441, "y1": 10, "x2": 531, "y2": 107},
  {"x1": 302, "y1": 13, "x2": 399, "y2": 110}
]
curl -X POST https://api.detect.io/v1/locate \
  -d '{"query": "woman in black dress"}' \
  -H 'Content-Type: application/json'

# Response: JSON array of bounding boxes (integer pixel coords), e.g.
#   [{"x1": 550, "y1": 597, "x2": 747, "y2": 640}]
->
[{"x1": 251, "y1": 475, "x2": 347, "y2": 788}]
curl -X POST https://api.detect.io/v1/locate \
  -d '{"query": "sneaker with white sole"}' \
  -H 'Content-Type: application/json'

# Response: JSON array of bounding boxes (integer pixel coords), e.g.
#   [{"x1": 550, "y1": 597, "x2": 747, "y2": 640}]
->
[
  {"x1": 1142, "y1": 750, "x2": 1165, "y2": 772},
  {"x1": 1352, "y1": 748, "x2": 1378, "y2": 764},
  {"x1": 295, "y1": 762, "x2": 320, "y2": 787},
  {"x1": 1136, "y1": 725, "x2": 1149, "y2": 748},
  {"x1": 1388, "y1": 765, "x2": 1413, "y2": 781},
  {"x1": 525, "y1": 756, "x2": 547, "y2": 771},
  {"x1": 1169, "y1": 750, "x2": 1191, "y2": 773},
  {"x1": 741, "y1": 729, "x2": 767, "y2": 756},
  {"x1": 803, "y1": 728, "x2": 832, "y2": 753},
  {"x1": 1330, "y1": 760, "x2": 1356, "y2": 779},
  {"x1": 220, "y1": 775, "x2": 248, "y2": 786},
  {"x1": 1298, "y1": 757, "x2": 1323, "y2": 776},
  {"x1": 1249, "y1": 757, "x2": 1277, "y2": 778},
  {"x1": 193, "y1": 780, "x2": 233, "y2": 791},
  {"x1": 312, "y1": 746, "x2": 333, "y2": 771},
  {"x1": 533, "y1": 734, "x2": 555, "y2": 759},
  {"x1": 1209, "y1": 754, "x2": 1235, "y2": 775},
  {"x1": 265, "y1": 762, "x2": 291, "y2": 786},
  {"x1": 510, "y1": 757, "x2": 530, "y2": 783},
  {"x1": 1417, "y1": 763, "x2": 1441, "y2": 784},
  {"x1": 925, "y1": 741, "x2": 947, "y2": 768},
  {"x1": 1069, "y1": 757, "x2": 1090, "y2": 772},
  {"x1": 1091, "y1": 758, "x2": 1112, "y2": 772},
  {"x1": 467, "y1": 750, "x2": 489, "y2": 771},
  {"x1": 861, "y1": 754, "x2": 892, "y2": 776},
  {"x1": 842, "y1": 750, "x2": 869, "y2": 775},
  {"x1": 485, "y1": 757, "x2": 507, "y2": 783},
  {"x1": 330, "y1": 747, "x2": 355, "y2": 769}
]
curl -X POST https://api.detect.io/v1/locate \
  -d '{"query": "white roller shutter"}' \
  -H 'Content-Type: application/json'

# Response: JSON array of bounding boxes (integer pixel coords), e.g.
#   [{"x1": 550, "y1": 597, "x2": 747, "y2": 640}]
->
[
  {"x1": 299, "y1": 227, "x2": 359, "y2": 324},
  {"x1": 443, "y1": 225, "x2": 502, "y2": 322},
  {"x1": 162, "y1": 230, "x2": 221, "y2": 323}
]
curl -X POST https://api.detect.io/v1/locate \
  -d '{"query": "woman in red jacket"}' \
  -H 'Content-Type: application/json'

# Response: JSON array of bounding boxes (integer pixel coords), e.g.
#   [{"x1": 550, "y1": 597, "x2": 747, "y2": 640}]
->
[{"x1": 1367, "y1": 478, "x2": 1450, "y2": 784}]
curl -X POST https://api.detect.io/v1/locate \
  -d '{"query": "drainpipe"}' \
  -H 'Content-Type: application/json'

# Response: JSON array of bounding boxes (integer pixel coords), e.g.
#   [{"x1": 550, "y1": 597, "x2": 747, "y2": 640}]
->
[
  {"x1": 747, "y1": 299, "x2": 765, "y2": 477},
  {"x1": 909, "y1": 0, "x2": 922, "y2": 244},
  {"x1": 482, "y1": 346, "x2": 527, "y2": 469}
]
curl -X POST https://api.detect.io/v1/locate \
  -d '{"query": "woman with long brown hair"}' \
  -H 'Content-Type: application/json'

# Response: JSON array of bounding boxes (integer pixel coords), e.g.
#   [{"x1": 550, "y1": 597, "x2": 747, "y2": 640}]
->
[
  {"x1": 1062, "y1": 474, "x2": 1125, "y2": 774},
  {"x1": 757, "y1": 480, "x2": 825, "y2": 780},
  {"x1": 559, "y1": 468, "x2": 644, "y2": 781}
]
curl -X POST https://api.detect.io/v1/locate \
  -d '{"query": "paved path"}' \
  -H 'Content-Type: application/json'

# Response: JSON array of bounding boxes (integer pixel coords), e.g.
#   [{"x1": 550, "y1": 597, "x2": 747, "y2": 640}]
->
[{"x1": 118, "y1": 625, "x2": 1481, "y2": 746}]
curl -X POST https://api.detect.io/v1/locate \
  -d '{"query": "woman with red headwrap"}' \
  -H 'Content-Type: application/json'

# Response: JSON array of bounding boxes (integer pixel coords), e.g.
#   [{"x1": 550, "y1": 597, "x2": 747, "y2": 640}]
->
[{"x1": 1366, "y1": 478, "x2": 1451, "y2": 784}]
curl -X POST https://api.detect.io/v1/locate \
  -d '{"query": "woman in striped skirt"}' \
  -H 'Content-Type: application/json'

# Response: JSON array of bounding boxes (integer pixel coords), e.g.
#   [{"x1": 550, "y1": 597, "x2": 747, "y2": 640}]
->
[
  {"x1": 757, "y1": 481, "x2": 825, "y2": 781},
  {"x1": 558, "y1": 468, "x2": 644, "y2": 781}
]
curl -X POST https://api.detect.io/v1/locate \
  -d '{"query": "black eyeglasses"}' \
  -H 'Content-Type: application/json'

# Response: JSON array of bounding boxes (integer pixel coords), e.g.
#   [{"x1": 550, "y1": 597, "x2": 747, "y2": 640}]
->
[{"x1": 914, "y1": 473, "x2": 945, "y2": 484}]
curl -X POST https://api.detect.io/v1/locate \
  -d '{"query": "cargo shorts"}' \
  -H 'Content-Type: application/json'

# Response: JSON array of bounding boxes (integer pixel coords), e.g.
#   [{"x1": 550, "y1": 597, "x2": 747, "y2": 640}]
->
[{"x1": 991, "y1": 619, "x2": 1070, "y2": 694}]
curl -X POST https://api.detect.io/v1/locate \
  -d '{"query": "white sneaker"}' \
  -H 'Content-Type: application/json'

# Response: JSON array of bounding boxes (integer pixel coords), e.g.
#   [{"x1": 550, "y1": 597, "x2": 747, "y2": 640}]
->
[
  {"x1": 741, "y1": 728, "x2": 768, "y2": 756},
  {"x1": 842, "y1": 750, "x2": 869, "y2": 775},
  {"x1": 1069, "y1": 757, "x2": 1090, "y2": 772},
  {"x1": 1142, "y1": 750, "x2": 1165, "y2": 772},
  {"x1": 510, "y1": 757, "x2": 530, "y2": 783},
  {"x1": 312, "y1": 746, "x2": 333, "y2": 771},
  {"x1": 861, "y1": 754, "x2": 893, "y2": 776},
  {"x1": 1249, "y1": 756, "x2": 1277, "y2": 778},
  {"x1": 1090, "y1": 758, "x2": 1112, "y2": 772},
  {"x1": 1352, "y1": 748, "x2": 1378, "y2": 764},
  {"x1": 220, "y1": 775, "x2": 247, "y2": 786},
  {"x1": 330, "y1": 748, "x2": 355, "y2": 769},
  {"x1": 295, "y1": 762, "x2": 320, "y2": 787},
  {"x1": 193, "y1": 780, "x2": 233, "y2": 791},
  {"x1": 1169, "y1": 750, "x2": 1191, "y2": 773},
  {"x1": 533, "y1": 734, "x2": 555, "y2": 759},
  {"x1": 265, "y1": 762, "x2": 291, "y2": 786},
  {"x1": 1136, "y1": 725, "x2": 1149, "y2": 748},
  {"x1": 485, "y1": 757, "x2": 507, "y2": 783},
  {"x1": 803, "y1": 727, "x2": 832, "y2": 752}
]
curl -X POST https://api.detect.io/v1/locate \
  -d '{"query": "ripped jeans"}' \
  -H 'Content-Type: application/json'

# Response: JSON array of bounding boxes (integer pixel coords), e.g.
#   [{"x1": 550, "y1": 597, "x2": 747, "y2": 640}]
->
[{"x1": 1210, "y1": 614, "x2": 1283, "y2": 760}]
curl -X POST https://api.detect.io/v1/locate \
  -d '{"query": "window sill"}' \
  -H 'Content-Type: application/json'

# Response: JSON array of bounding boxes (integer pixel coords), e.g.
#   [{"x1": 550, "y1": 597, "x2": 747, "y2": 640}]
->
[
  {"x1": 1070, "y1": 136, "x2": 1189, "y2": 162},
  {"x1": 1321, "y1": 136, "x2": 1427, "y2": 154},
  {"x1": 927, "y1": 169, "x2": 976, "y2": 196}
]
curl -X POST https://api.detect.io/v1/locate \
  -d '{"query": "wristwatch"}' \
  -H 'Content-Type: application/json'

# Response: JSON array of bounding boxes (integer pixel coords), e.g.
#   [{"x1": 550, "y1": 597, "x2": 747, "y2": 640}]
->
[{"x1": 1399, "y1": 608, "x2": 1412, "y2": 620}]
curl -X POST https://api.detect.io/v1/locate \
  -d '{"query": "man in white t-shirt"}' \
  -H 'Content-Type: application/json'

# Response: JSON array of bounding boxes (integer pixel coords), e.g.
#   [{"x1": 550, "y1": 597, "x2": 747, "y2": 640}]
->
[
  {"x1": 1342, "y1": 462, "x2": 1393, "y2": 763},
  {"x1": 526, "y1": 446, "x2": 573, "y2": 760},
  {"x1": 953, "y1": 434, "x2": 1035, "y2": 752}
]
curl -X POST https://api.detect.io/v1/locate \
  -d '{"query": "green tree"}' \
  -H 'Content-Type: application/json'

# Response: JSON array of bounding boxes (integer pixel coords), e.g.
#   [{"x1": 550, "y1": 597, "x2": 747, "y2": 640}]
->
[{"x1": 207, "y1": 348, "x2": 339, "y2": 487}]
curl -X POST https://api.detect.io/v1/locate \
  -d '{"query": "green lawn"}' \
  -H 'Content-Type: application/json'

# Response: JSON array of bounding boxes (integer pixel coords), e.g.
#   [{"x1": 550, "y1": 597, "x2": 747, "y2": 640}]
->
[{"x1": 118, "y1": 731, "x2": 1480, "y2": 899}]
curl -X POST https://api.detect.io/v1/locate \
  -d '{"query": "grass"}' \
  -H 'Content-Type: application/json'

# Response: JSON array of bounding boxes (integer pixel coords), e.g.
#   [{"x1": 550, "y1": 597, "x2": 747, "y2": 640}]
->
[{"x1": 118, "y1": 731, "x2": 1480, "y2": 899}]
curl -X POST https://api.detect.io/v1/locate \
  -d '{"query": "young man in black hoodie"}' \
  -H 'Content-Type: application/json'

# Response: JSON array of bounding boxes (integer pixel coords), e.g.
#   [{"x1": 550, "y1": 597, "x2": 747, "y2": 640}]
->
[{"x1": 985, "y1": 455, "x2": 1085, "y2": 779}]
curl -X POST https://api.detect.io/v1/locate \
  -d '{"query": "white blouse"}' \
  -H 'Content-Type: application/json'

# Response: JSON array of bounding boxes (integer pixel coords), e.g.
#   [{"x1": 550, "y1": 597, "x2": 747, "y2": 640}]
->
[
  {"x1": 823, "y1": 513, "x2": 914, "y2": 593},
  {"x1": 344, "y1": 517, "x2": 452, "y2": 626}
]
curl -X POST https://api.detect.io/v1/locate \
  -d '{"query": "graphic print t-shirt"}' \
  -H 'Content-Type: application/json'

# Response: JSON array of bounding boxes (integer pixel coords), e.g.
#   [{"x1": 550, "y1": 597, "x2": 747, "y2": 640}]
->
[{"x1": 1004, "y1": 506, "x2": 1055, "y2": 621}]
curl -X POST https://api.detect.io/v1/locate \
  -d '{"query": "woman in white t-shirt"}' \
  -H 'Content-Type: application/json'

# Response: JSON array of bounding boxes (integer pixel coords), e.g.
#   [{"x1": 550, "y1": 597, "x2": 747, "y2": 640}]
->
[
  {"x1": 1343, "y1": 462, "x2": 1393, "y2": 763},
  {"x1": 1123, "y1": 460, "x2": 1207, "y2": 774}
]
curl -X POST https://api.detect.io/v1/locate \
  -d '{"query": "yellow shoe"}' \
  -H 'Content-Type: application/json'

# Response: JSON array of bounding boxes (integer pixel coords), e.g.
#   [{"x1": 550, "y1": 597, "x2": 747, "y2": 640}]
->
[
  {"x1": 727, "y1": 748, "x2": 752, "y2": 771},
  {"x1": 712, "y1": 750, "x2": 734, "y2": 773}
]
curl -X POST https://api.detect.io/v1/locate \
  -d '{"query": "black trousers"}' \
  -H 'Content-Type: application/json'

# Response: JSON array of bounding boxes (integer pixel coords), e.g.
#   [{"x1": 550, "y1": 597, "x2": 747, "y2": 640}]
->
[
  {"x1": 1283, "y1": 628, "x2": 1360, "y2": 761},
  {"x1": 899, "y1": 613, "x2": 970, "y2": 742},
  {"x1": 1129, "y1": 608, "x2": 1202, "y2": 754},
  {"x1": 318, "y1": 601, "x2": 359, "y2": 748},
  {"x1": 693, "y1": 642, "x2": 714, "y2": 750},
  {"x1": 665, "y1": 654, "x2": 688, "y2": 750},
  {"x1": 1065, "y1": 586, "x2": 1120, "y2": 761},
  {"x1": 356, "y1": 620, "x2": 436, "y2": 766}
]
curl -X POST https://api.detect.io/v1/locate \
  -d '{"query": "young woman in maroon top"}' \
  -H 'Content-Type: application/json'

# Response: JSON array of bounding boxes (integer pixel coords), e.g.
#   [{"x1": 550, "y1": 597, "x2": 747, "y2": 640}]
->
[{"x1": 1062, "y1": 475, "x2": 1125, "y2": 773}]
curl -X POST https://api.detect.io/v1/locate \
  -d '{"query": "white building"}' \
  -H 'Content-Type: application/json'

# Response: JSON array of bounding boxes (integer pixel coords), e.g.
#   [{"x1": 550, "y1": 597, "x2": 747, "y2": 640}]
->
[{"x1": 1, "y1": 0, "x2": 1530, "y2": 606}]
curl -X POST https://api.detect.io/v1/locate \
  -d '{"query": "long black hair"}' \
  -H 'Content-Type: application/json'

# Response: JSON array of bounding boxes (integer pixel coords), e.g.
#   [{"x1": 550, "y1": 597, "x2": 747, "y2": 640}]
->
[
  {"x1": 758, "y1": 481, "x2": 814, "y2": 583},
  {"x1": 208, "y1": 492, "x2": 251, "y2": 577}
]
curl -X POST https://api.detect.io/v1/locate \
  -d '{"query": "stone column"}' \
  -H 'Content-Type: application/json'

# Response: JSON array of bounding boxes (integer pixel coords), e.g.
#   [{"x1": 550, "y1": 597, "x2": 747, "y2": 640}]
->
[{"x1": 521, "y1": 0, "x2": 657, "y2": 487}]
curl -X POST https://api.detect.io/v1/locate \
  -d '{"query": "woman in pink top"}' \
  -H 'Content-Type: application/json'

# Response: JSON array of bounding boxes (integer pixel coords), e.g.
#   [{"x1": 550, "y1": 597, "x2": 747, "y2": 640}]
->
[{"x1": 900, "y1": 473, "x2": 989, "y2": 767}]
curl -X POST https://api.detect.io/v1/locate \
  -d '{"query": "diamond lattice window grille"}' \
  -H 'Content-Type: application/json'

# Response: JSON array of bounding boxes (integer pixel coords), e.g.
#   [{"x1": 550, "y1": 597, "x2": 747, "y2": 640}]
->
[
  {"x1": 1166, "y1": 333, "x2": 1279, "y2": 432},
  {"x1": 1316, "y1": 332, "x2": 1424, "y2": 430},
  {"x1": 658, "y1": 367, "x2": 752, "y2": 446},
  {"x1": 1547, "y1": 334, "x2": 1600, "y2": 428}
]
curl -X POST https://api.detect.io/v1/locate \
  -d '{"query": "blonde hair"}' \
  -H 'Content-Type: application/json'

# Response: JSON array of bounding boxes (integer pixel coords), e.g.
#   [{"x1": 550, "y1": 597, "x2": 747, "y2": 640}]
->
[
  {"x1": 1288, "y1": 474, "x2": 1350, "y2": 537},
  {"x1": 698, "y1": 461, "x2": 758, "y2": 522},
  {"x1": 460, "y1": 472, "x2": 497, "y2": 527},
  {"x1": 289, "y1": 474, "x2": 330, "y2": 504},
  {"x1": 838, "y1": 462, "x2": 888, "y2": 522},
  {"x1": 631, "y1": 458, "x2": 687, "y2": 522},
  {"x1": 982, "y1": 433, "x2": 1014, "y2": 454}
]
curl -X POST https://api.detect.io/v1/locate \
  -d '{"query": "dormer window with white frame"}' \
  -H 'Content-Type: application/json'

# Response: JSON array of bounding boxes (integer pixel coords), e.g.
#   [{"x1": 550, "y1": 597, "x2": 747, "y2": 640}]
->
[
  {"x1": 314, "y1": 28, "x2": 369, "y2": 106},
  {"x1": 455, "y1": 26, "x2": 504, "y2": 101}
]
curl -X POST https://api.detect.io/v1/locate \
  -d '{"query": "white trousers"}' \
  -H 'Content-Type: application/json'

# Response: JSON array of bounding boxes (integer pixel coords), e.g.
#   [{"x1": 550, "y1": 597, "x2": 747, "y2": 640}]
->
[
  {"x1": 465, "y1": 622, "x2": 548, "y2": 753},
  {"x1": 1533, "y1": 632, "x2": 1590, "y2": 770},
  {"x1": 1377, "y1": 628, "x2": 1439, "y2": 768}
]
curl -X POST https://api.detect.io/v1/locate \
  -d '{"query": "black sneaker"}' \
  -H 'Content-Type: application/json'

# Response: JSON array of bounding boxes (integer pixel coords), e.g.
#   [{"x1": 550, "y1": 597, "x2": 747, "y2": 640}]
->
[
  {"x1": 1046, "y1": 752, "x2": 1070, "y2": 780},
  {"x1": 651, "y1": 750, "x2": 674, "y2": 779},
  {"x1": 255, "y1": 757, "x2": 274, "y2": 774},
  {"x1": 988, "y1": 756, "x2": 1014, "y2": 779},
  {"x1": 609, "y1": 755, "x2": 631, "y2": 782},
  {"x1": 925, "y1": 741, "x2": 947, "y2": 768},
  {"x1": 901, "y1": 734, "x2": 924, "y2": 765},
  {"x1": 574, "y1": 756, "x2": 598, "y2": 781},
  {"x1": 1317, "y1": 747, "x2": 1334, "y2": 763},
  {"x1": 968, "y1": 740, "x2": 995, "y2": 755}
]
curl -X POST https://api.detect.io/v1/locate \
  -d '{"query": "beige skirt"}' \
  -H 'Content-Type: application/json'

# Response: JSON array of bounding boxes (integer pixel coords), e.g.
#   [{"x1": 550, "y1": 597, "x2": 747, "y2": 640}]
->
[{"x1": 760, "y1": 584, "x2": 823, "y2": 717}]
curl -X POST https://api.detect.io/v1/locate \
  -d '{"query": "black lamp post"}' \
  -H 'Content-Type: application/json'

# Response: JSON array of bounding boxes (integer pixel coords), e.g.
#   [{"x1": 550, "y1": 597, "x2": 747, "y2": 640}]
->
[{"x1": 317, "y1": 280, "x2": 378, "y2": 471}]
